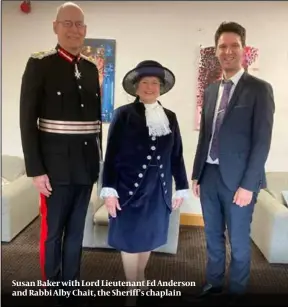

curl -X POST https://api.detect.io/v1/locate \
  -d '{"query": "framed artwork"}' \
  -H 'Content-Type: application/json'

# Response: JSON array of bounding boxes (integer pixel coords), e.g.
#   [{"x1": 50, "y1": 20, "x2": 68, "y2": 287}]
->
[
  {"x1": 195, "y1": 46, "x2": 259, "y2": 130},
  {"x1": 82, "y1": 38, "x2": 116, "y2": 123}
]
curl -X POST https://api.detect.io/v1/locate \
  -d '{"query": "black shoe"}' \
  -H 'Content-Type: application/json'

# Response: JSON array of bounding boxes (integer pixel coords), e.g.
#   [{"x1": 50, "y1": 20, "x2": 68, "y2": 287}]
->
[
  {"x1": 196, "y1": 283, "x2": 223, "y2": 298},
  {"x1": 181, "y1": 283, "x2": 223, "y2": 303}
]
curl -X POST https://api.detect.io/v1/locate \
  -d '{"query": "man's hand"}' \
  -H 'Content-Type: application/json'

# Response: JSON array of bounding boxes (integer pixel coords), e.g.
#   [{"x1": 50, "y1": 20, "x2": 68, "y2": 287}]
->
[
  {"x1": 172, "y1": 198, "x2": 184, "y2": 210},
  {"x1": 33, "y1": 175, "x2": 52, "y2": 197},
  {"x1": 104, "y1": 196, "x2": 121, "y2": 218},
  {"x1": 233, "y1": 187, "x2": 253, "y2": 207},
  {"x1": 192, "y1": 180, "x2": 200, "y2": 198}
]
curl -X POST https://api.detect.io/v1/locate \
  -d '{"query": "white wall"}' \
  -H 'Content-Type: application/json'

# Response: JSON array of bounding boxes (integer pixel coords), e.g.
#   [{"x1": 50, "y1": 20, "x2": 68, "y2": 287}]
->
[{"x1": 2, "y1": 1, "x2": 288, "y2": 214}]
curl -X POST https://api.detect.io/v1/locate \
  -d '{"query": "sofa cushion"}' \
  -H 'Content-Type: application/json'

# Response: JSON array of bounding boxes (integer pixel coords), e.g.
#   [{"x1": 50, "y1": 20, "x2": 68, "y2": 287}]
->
[
  {"x1": 2, "y1": 155, "x2": 26, "y2": 182},
  {"x1": 282, "y1": 191, "x2": 288, "y2": 207},
  {"x1": 93, "y1": 205, "x2": 109, "y2": 226},
  {"x1": 2, "y1": 177, "x2": 10, "y2": 186},
  {"x1": 265, "y1": 172, "x2": 288, "y2": 204}
]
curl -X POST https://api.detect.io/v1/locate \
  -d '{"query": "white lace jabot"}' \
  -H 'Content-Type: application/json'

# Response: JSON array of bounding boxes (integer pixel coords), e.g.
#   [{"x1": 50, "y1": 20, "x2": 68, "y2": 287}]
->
[{"x1": 143, "y1": 101, "x2": 171, "y2": 137}]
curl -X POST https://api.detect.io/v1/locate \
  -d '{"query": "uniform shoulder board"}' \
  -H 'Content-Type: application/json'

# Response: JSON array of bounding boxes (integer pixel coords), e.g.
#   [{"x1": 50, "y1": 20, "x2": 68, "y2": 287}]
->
[
  {"x1": 80, "y1": 54, "x2": 97, "y2": 66},
  {"x1": 31, "y1": 48, "x2": 57, "y2": 59}
]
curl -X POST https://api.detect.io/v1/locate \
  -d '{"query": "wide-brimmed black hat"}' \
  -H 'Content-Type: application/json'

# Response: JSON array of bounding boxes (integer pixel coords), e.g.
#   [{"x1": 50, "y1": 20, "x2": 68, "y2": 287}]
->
[{"x1": 122, "y1": 60, "x2": 176, "y2": 97}]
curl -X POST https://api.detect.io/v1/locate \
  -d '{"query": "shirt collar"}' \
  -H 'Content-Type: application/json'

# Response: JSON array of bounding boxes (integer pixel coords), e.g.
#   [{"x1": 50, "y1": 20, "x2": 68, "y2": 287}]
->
[
  {"x1": 222, "y1": 68, "x2": 245, "y2": 86},
  {"x1": 143, "y1": 101, "x2": 158, "y2": 109}
]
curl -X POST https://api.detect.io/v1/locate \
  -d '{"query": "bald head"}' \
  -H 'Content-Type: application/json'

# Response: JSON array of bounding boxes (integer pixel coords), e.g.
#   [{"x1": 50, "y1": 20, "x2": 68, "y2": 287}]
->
[
  {"x1": 53, "y1": 1, "x2": 87, "y2": 55},
  {"x1": 56, "y1": 2, "x2": 84, "y2": 21}
]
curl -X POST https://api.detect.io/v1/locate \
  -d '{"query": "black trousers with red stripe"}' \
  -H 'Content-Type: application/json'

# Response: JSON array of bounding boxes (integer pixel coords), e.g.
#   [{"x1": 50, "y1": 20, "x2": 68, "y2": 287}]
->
[{"x1": 40, "y1": 184, "x2": 93, "y2": 283}]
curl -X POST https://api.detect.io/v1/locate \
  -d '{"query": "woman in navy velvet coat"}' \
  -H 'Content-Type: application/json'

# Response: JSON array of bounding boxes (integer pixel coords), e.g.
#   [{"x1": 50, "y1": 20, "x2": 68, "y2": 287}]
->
[{"x1": 100, "y1": 60, "x2": 189, "y2": 298}]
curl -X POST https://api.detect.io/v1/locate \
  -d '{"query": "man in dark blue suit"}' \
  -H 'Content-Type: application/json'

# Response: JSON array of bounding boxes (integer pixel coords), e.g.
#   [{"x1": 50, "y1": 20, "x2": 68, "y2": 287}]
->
[{"x1": 192, "y1": 22, "x2": 275, "y2": 296}]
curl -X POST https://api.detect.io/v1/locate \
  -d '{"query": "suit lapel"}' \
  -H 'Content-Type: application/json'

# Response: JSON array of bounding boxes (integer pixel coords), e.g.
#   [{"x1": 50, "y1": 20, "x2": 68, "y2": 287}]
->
[
  {"x1": 132, "y1": 99, "x2": 148, "y2": 133},
  {"x1": 160, "y1": 102, "x2": 173, "y2": 125},
  {"x1": 206, "y1": 82, "x2": 220, "y2": 132},
  {"x1": 223, "y1": 72, "x2": 248, "y2": 122}
]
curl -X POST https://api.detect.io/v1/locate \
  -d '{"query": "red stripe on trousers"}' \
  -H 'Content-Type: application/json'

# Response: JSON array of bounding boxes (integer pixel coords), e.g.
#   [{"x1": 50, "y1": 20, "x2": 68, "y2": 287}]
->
[{"x1": 39, "y1": 193, "x2": 47, "y2": 282}]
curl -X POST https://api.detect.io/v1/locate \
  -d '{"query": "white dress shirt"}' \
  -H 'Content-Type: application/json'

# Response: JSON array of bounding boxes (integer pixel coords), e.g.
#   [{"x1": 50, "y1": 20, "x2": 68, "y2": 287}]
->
[{"x1": 206, "y1": 68, "x2": 245, "y2": 164}]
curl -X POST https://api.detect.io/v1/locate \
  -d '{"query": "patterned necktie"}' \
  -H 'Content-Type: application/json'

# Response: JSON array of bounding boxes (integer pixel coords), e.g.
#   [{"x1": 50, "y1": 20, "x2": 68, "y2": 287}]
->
[{"x1": 209, "y1": 80, "x2": 233, "y2": 161}]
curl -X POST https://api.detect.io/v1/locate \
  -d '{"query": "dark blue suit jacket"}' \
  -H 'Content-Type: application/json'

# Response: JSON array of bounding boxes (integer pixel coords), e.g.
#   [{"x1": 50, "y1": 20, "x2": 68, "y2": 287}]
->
[
  {"x1": 102, "y1": 98, "x2": 189, "y2": 209},
  {"x1": 192, "y1": 72, "x2": 275, "y2": 193}
]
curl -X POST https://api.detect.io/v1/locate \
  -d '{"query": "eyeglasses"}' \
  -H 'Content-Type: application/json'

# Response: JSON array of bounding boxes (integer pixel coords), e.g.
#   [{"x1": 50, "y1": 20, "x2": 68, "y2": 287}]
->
[{"x1": 57, "y1": 20, "x2": 86, "y2": 28}]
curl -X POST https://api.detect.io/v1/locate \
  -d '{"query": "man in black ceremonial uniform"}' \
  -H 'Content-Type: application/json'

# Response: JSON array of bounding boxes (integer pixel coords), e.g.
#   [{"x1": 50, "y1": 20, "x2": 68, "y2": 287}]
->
[{"x1": 19, "y1": 2, "x2": 102, "y2": 285}]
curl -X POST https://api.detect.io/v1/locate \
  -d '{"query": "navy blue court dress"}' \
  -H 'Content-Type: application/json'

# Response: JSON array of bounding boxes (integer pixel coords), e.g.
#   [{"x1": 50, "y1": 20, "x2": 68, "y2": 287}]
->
[{"x1": 100, "y1": 97, "x2": 189, "y2": 253}]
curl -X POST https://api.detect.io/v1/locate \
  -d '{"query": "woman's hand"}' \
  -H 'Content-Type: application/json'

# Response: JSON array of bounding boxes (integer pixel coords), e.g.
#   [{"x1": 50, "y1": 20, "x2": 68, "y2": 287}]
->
[
  {"x1": 192, "y1": 180, "x2": 200, "y2": 198},
  {"x1": 104, "y1": 196, "x2": 121, "y2": 218},
  {"x1": 172, "y1": 197, "x2": 184, "y2": 210}
]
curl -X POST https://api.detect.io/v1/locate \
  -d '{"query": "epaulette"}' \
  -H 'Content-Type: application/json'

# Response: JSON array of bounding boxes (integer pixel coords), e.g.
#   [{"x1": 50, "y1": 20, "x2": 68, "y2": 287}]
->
[
  {"x1": 80, "y1": 54, "x2": 97, "y2": 66},
  {"x1": 31, "y1": 48, "x2": 57, "y2": 59}
]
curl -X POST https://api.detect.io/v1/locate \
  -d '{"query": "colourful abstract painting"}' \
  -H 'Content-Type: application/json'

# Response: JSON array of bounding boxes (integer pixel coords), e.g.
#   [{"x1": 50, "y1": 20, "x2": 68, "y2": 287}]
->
[
  {"x1": 195, "y1": 46, "x2": 259, "y2": 130},
  {"x1": 82, "y1": 38, "x2": 116, "y2": 123}
]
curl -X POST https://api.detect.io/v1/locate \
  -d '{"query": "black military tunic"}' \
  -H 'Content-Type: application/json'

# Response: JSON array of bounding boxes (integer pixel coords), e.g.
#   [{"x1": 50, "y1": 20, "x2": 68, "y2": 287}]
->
[
  {"x1": 19, "y1": 44, "x2": 102, "y2": 284},
  {"x1": 20, "y1": 44, "x2": 102, "y2": 185}
]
